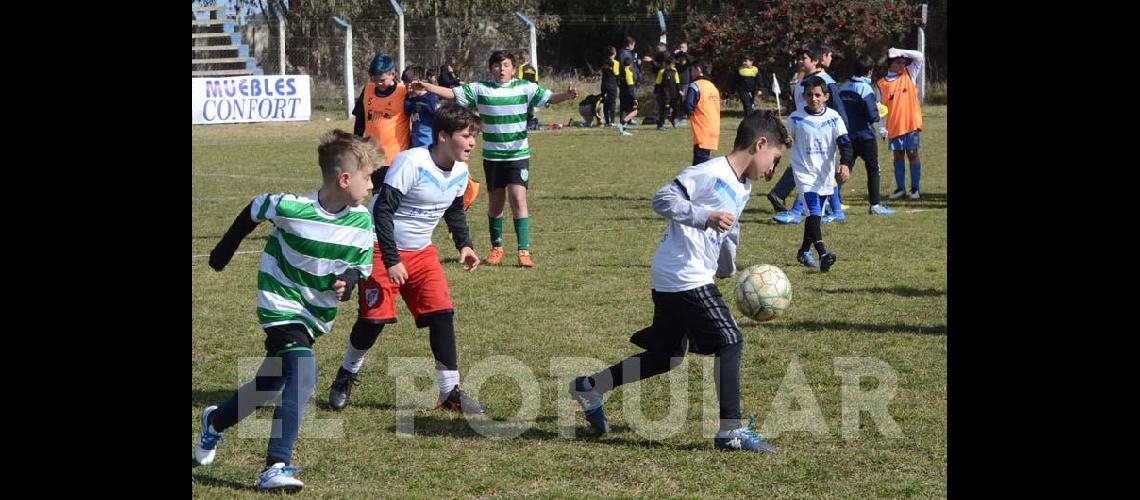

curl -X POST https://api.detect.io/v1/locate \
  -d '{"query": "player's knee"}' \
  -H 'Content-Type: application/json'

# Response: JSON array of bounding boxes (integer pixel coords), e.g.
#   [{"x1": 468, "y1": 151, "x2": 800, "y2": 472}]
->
[{"x1": 350, "y1": 318, "x2": 386, "y2": 350}]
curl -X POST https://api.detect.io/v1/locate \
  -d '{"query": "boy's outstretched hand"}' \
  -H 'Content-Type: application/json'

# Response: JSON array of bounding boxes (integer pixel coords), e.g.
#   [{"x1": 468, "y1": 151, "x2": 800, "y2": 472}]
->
[
  {"x1": 837, "y1": 165, "x2": 851, "y2": 183},
  {"x1": 333, "y1": 273, "x2": 358, "y2": 302},
  {"x1": 459, "y1": 247, "x2": 480, "y2": 272},
  {"x1": 706, "y1": 211, "x2": 736, "y2": 232}
]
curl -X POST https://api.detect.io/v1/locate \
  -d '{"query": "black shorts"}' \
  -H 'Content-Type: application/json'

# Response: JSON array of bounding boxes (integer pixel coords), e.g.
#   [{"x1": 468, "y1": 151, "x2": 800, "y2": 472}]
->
[
  {"x1": 620, "y1": 87, "x2": 638, "y2": 113},
  {"x1": 629, "y1": 284, "x2": 743, "y2": 356},
  {"x1": 483, "y1": 158, "x2": 530, "y2": 189},
  {"x1": 263, "y1": 323, "x2": 315, "y2": 357}
]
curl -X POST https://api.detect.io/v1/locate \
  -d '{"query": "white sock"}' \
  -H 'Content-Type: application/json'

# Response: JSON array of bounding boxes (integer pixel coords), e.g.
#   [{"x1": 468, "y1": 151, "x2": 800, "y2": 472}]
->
[
  {"x1": 342, "y1": 342, "x2": 369, "y2": 373},
  {"x1": 436, "y1": 370, "x2": 460, "y2": 393}
]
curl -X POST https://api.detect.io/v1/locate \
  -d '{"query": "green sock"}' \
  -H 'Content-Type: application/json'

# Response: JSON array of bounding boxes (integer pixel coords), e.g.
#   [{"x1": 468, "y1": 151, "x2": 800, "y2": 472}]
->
[
  {"x1": 489, "y1": 216, "x2": 504, "y2": 247},
  {"x1": 514, "y1": 217, "x2": 531, "y2": 250}
]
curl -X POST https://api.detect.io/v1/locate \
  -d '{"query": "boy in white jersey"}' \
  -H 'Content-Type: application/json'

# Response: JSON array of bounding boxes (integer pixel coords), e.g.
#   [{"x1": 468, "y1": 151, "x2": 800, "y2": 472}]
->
[
  {"x1": 194, "y1": 130, "x2": 380, "y2": 492},
  {"x1": 568, "y1": 111, "x2": 790, "y2": 453},
  {"x1": 328, "y1": 102, "x2": 488, "y2": 414},
  {"x1": 788, "y1": 75, "x2": 853, "y2": 272},
  {"x1": 413, "y1": 50, "x2": 578, "y2": 268}
]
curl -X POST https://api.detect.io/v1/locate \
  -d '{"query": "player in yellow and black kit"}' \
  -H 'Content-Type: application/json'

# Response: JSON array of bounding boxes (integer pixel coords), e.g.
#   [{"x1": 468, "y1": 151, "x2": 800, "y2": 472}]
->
[
  {"x1": 736, "y1": 54, "x2": 762, "y2": 116},
  {"x1": 654, "y1": 54, "x2": 681, "y2": 130}
]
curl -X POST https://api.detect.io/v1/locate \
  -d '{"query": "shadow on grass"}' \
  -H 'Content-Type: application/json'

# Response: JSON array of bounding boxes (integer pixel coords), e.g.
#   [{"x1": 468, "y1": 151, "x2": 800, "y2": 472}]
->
[
  {"x1": 192, "y1": 470, "x2": 256, "y2": 492},
  {"x1": 385, "y1": 413, "x2": 564, "y2": 440},
  {"x1": 750, "y1": 320, "x2": 946, "y2": 336},
  {"x1": 192, "y1": 389, "x2": 237, "y2": 406},
  {"x1": 817, "y1": 286, "x2": 946, "y2": 297}
]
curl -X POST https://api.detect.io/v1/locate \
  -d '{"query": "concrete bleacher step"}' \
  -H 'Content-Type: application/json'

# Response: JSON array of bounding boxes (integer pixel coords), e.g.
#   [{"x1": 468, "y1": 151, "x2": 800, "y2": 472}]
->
[
  {"x1": 193, "y1": 69, "x2": 264, "y2": 77},
  {"x1": 192, "y1": 57, "x2": 258, "y2": 66},
  {"x1": 192, "y1": 46, "x2": 250, "y2": 57}
]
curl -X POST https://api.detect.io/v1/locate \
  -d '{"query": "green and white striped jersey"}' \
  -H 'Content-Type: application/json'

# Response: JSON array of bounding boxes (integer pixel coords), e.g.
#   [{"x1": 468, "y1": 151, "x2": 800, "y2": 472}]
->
[
  {"x1": 452, "y1": 79, "x2": 551, "y2": 161},
  {"x1": 250, "y1": 192, "x2": 374, "y2": 339}
]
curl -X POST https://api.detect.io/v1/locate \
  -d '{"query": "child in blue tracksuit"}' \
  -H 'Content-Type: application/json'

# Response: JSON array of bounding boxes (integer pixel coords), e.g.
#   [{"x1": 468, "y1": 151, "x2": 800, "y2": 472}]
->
[
  {"x1": 403, "y1": 66, "x2": 441, "y2": 147},
  {"x1": 839, "y1": 55, "x2": 895, "y2": 215}
]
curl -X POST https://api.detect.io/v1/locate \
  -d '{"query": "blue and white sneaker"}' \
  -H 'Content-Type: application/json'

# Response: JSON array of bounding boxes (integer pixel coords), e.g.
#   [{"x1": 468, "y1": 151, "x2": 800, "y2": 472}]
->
[
  {"x1": 569, "y1": 376, "x2": 610, "y2": 434},
  {"x1": 194, "y1": 405, "x2": 223, "y2": 466},
  {"x1": 714, "y1": 414, "x2": 776, "y2": 453},
  {"x1": 797, "y1": 250, "x2": 818, "y2": 268},
  {"x1": 257, "y1": 463, "x2": 304, "y2": 491},
  {"x1": 868, "y1": 204, "x2": 896, "y2": 215},
  {"x1": 773, "y1": 211, "x2": 802, "y2": 225},
  {"x1": 821, "y1": 212, "x2": 846, "y2": 223}
]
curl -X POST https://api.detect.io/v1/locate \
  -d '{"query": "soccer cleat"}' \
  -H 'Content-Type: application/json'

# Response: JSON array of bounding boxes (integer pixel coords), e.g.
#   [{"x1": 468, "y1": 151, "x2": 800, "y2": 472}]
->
[
  {"x1": 194, "y1": 405, "x2": 223, "y2": 466},
  {"x1": 773, "y1": 211, "x2": 802, "y2": 225},
  {"x1": 436, "y1": 385, "x2": 486, "y2": 414},
  {"x1": 821, "y1": 212, "x2": 846, "y2": 223},
  {"x1": 569, "y1": 376, "x2": 610, "y2": 434},
  {"x1": 888, "y1": 189, "x2": 906, "y2": 200},
  {"x1": 766, "y1": 192, "x2": 789, "y2": 214},
  {"x1": 328, "y1": 367, "x2": 360, "y2": 411},
  {"x1": 909, "y1": 189, "x2": 921, "y2": 199},
  {"x1": 868, "y1": 204, "x2": 896, "y2": 215},
  {"x1": 517, "y1": 250, "x2": 534, "y2": 268},
  {"x1": 797, "y1": 250, "x2": 818, "y2": 268},
  {"x1": 840, "y1": 203, "x2": 850, "y2": 211},
  {"x1": 484, "y1": 247, "x2": 505, "y2": 265},
  {"x1": 257, "y1": 463, "x2": 304, "y2": 491},
  {"x1": 656, "y1": 126, "x2": 666, "y2": 132},
  {"x1": 714, "y1": 414, "x2": 777, "y2": 453},
  {"x1": 820, "y1": 252, "x2": 838, "y2": 273}
]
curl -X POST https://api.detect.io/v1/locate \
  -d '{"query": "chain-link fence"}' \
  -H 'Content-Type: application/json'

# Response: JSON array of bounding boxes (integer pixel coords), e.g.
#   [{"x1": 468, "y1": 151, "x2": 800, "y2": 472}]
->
[{"x1": 239, "y1": 15, "x2": 549, "y2": 114}]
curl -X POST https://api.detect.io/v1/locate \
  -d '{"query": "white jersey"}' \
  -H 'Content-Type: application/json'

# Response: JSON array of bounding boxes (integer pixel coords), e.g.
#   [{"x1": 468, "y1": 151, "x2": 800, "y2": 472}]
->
[
  {"x1": 372, "y1": 146, "x2": 468, "y2": 251},
  {"x1": 651, "y1": 156, "x2": 751, "y2": 292},
  {"x1": 788, "y1": 107, "x2": 848, "y2": 195}
]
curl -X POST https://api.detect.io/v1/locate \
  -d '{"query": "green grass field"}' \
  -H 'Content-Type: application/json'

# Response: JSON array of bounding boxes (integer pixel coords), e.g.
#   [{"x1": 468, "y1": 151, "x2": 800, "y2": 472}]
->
[{"x1": 193, "y1": 103, "x2": 947, "y2": 497}]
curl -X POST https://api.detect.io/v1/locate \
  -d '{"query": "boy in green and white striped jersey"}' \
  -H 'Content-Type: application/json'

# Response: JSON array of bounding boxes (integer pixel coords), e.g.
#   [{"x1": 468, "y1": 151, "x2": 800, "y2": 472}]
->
[
  {"x1": 193, "y1": 130, "x2": 380, "y2": 492},
  {"x1": 413, "y1": 50, "x2": 578, "y2": 268}
]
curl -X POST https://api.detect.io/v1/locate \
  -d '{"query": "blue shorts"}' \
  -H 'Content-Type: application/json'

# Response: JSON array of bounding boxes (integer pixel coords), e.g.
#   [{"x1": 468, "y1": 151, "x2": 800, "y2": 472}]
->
[
  {"x1": 888, "y1": 131, "x2": 920, "y2": 151},
  {"x1": 802, "y1": 192, "x2": 824, "y2": 217}
]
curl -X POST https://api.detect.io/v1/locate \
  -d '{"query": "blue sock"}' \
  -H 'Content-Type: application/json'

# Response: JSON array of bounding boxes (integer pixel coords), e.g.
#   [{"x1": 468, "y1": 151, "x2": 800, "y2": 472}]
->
[
  {"x1": 830, "y1": 185, "x2": 843, "y2": 213},
  {"x1": 894, "y1": 159, "x2": 906, "y2": 191},
  {"x1": 910, "y1": 161, "x2": 921, "y2": 191},
  {"x1": 790, "y1": 197, "x2": 805, "y2": 215}
]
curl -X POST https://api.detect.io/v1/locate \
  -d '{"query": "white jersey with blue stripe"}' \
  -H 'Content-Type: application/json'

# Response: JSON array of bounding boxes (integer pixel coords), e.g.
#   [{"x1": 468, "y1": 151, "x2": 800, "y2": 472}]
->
[
  {"x1": 374, "y1": 146, "x2": 468, "y2": 251},
  {"x1": 788, "y1": 107, "x2": 848, "y2": 195},
  {"x1": 651, "y1": 156, "x2": 751, "y2": 292}
]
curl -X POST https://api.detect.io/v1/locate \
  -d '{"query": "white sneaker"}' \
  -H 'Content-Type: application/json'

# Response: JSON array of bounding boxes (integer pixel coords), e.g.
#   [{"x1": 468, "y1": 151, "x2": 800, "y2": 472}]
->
[
  {"x1": 908, "y1": 189, "x2": 921, "y2": 199},
  {"x1": 194, "y1": 405, "x2": 223, "y2": 466},
  {"x1": 257, "y1": 463, "x2": 304, "y2": 491}
]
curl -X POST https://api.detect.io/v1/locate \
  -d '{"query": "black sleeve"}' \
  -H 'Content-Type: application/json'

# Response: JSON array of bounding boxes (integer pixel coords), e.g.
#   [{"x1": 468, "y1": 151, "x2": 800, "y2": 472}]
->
[
  {"x1": 352, "y1": 89, "x2": 366, "y2": 137},
  {"x1": 209, "y1": 201, "x2": 260, "y2": 271},
  {"x1": 442, "y1": 196, "x2": 473, "y2": 252},
  {"x1": 372, "y1": 185, "x2": 404, "y2": 268},
  {"x1": 838, "y1": 135, "x2": 855, "y2": 167}
]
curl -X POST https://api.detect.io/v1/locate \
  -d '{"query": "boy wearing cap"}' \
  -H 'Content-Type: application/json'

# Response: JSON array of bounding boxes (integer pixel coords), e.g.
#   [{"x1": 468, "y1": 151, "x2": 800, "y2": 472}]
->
[
  {"x1": 877, "y1": 47, "x2": 925, "y2": 200},
  {"x1": 353, "y1": 53, "x2": 411, "y2": 186}
]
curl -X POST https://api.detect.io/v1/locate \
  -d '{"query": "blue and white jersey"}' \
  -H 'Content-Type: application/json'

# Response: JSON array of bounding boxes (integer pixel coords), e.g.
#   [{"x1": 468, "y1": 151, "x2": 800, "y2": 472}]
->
[
  {"x1": 788, "y1": 107, "x2": 849, "y2": 195},
  {"x1": 373, "y1": 146, "x2": 468, "y2": 251},
  {"x1": 651, "y1": 156, "x2": 751, "y2": 292}
]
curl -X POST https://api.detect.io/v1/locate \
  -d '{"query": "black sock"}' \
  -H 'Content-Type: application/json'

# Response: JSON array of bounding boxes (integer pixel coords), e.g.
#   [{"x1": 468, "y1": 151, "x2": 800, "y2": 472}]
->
[
  {"x1": 716, "y1": 342, "x2": 744, "y2": 431},
  {"x1": 349, "y1": 319, "x2": 385, "y2": 350},
  {"x1": 807, "y1": 216, "x2": 827, "y2": 254},
  {"x1": 799, "y1": 223, "x2": 813, "y2": 253},
  {"x1": 426, "y1": 312, "x2": 458, "y2": 371},
  {"x1": 591, "y1": 347, "x2": 682, "y2": 394}
]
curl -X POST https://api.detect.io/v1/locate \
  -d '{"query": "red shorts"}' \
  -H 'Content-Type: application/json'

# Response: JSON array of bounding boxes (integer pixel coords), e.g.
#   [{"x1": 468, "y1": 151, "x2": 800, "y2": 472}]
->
[{"x1": 358, "y1": 243, "x2": 453, "y2": 327}]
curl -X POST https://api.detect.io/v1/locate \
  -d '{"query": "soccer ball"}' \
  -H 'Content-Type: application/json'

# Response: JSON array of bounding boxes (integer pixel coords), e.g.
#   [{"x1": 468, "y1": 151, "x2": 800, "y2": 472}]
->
[{"x1": 733, "y1": 264, "x2": 792, "y2": 321}]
